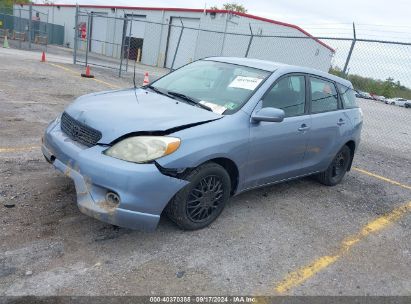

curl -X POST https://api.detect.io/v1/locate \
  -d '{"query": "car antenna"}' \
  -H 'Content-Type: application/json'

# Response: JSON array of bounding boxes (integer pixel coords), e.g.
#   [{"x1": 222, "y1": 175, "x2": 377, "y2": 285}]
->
[{"x1": 133, "y1": 57, "x2": 139, "y2": 103}]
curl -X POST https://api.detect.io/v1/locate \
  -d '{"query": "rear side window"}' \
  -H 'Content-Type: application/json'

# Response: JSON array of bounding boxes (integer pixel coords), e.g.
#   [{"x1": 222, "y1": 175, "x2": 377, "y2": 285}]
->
[
  {"x1": 337, "y1": 84, "x2": 358, "y2": 109},
  {"x1": 309, "y1": 77, "x2": 338, "y2": 113}
]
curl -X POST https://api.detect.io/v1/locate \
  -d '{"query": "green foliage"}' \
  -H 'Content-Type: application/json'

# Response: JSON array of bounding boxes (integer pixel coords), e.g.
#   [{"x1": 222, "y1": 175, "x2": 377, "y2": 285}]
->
[
  {"x1": 0, "y1": 0, "x2": 31, "y2": 14},
  {"x1": 210, "y1": 2, "x2": 248, "y2": 13},
  {"x1": 329, "y1": 66, "x2": 411, "y2": 99},
  {"x1": 223, "y1": 3, "x2": 247, "y2": 13},
  {"x1": 329, "y1": 66, "x2": 345, "y2": 78}
]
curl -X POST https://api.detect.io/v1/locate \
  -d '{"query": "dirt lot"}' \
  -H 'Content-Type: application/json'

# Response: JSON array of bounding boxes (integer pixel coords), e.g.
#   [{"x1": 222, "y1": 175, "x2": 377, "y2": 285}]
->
[{"x1": 0, "y1": 48, "x2": 410, "y2": 297}]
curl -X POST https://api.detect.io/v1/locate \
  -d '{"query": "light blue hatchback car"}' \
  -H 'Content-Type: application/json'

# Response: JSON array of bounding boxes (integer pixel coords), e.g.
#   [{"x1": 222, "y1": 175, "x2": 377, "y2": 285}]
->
[{"x1": 42, "y1": 57, "x2": 362, "y2": 231}]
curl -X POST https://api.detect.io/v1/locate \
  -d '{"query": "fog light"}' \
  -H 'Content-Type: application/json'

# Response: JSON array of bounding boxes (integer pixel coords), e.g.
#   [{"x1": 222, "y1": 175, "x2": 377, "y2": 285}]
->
[{"x1": 106, "y1": 192, "x2": 120, "y2": 206}]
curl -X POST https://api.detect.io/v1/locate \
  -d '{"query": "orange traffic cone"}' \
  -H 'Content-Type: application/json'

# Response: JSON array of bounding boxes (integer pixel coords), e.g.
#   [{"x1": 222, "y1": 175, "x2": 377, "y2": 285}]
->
[
  {"x1": 143, "y1": 72, "x2": 149, "y2": 86},
  {"x1": 41, "y1": 51, "x2": 46, "y2": 62},
  {"x1": 81, "y1": 65, "x2": 94, "y2": 78}
]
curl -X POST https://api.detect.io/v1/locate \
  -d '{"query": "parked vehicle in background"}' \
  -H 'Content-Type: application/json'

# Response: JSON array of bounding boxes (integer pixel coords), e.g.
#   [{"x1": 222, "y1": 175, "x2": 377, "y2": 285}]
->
[
  {"x1": 378, "y1": 96, "x2": 387, "y2": 102},
  {"x1": 386, "y1": 98, "x2": 408, "y2": 106},
  {"x1": 372, "y1": 95, "x2": 387, "y2": 102},
  {"x1": 385, "y1": 98, "x2": 396, "y2": 105},
  {"x1": 371, "y1": 94, "x2": 386, "y2": 102},
  {"x1": 374, "y1": 95, "x2": 387, "y2": 102},
  {"x1": 393, "y1": 98, "x2": 408, "y2": 107},
  {"x1": 42, "y1": 58, "x2": 363, "y2": 231},
  {"x1": 356, "y1": 90, "x2": 373, "y2": 99},
  {"x1": 405, "y1": 100, "x2": 411, "y2": 108},
  {"x1": 370, "y1": 93, "x2": 378, "y2": 100},
  {"x1": 362, "y1": 92, "x2": 373, "y2": 99}
]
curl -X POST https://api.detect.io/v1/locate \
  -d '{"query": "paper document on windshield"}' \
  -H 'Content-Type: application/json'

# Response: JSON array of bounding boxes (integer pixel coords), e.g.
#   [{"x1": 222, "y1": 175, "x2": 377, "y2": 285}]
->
[
  {"x1": 199, "y1": 101, "x2": 227, "y2": 114},
  {"x1": 228, "y1": 76, "x2": 263, "y2": 90}
]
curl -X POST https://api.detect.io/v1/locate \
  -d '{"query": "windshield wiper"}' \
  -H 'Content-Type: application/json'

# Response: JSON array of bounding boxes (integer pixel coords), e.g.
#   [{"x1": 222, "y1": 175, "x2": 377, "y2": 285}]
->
[
  {"x1": 145, "y1": 85, "x2": 176, "y2": 99},
  {"x1": 145, "y1": 86, "x2": 213, "y2": 112},
  {"x1": 167, "y1": 91, "x2": 212, "y2": 112}
]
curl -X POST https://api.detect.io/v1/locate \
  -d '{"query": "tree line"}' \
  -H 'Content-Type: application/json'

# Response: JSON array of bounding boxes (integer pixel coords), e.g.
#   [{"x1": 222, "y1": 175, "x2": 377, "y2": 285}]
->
[{"x1": 329, "y1": 66, "x2": 411, "y2": 99}]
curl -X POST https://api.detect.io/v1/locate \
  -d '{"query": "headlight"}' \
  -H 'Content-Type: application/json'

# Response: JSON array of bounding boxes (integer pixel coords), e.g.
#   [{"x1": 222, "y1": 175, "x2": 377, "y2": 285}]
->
[{"x1": 104, "y1": 136, "x2": 180, "y2": 163}]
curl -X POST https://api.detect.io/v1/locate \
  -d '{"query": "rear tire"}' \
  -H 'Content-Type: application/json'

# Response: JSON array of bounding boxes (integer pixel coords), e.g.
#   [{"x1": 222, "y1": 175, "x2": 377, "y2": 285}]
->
[
  {"x1": 316, "y1": 145, "x2": 351, "y2": 186},
  {"x1": 165, "y1": 162, "x2": 231, "y2": 230}
]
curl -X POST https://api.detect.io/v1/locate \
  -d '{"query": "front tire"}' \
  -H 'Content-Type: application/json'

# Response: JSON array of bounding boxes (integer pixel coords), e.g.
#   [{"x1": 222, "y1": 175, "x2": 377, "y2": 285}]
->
[
  {"x1": 165, "y1": 162, "x2": 231, "y2": 230},
  {"x1": 316, "y1": 145, "x2": 351, "y2": 186}
]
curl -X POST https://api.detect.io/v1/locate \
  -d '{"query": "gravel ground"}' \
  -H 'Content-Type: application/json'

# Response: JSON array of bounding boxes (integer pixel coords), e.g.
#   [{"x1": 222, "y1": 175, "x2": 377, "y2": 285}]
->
[{"x1": 0, "y1": 48, "x2": 410, "y2": 297}]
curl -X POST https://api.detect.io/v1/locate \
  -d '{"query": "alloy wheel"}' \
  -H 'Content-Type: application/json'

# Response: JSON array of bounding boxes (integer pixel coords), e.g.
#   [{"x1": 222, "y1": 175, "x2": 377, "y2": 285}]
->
[
  {"x1": 186, "y1": 175, "x2": 224, "y2": 222},
  {"x1": 332, "y1": 151, "x2": 346, "y2": 178}
]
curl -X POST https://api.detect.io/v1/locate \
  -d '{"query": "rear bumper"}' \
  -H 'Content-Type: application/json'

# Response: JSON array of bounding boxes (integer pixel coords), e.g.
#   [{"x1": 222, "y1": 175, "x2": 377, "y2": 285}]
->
[{"x1": 42, "y1": 120, "x2": 188, "y2": 231}]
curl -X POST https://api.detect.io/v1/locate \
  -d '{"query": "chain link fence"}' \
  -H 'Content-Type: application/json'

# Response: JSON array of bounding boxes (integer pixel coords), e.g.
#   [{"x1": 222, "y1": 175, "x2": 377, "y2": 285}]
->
[
  {"x1": 322, "y1": 37, "x2": 411, "y2": 97},
  {"x1": 70, "y1": 10, "x2": 410, "y2": 157},
  {"x1": 74, "y1": 12, "x2": 335, "y2": 74},
  {"x1": 0, "y1": 4, "x2": 65, "y2": 51},
  {"x1": 72, "y1": 11, "x2": 411, "y2": 96},
  {"x1": 73, "y1": 10, "x2": 123, "y2": 71},
  {"x1": 1, "y1": 6, "x2": 410, "y2": 156}
]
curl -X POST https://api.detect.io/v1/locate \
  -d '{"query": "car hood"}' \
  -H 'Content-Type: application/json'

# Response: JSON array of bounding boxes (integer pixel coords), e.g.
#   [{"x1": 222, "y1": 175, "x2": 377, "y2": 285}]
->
[{"x1": 64, "y1": 88, "x2": 222, "y2": 144}]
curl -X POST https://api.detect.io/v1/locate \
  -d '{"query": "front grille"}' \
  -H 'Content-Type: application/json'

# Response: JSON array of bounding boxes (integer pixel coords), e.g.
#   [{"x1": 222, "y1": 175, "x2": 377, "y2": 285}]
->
[{"x1": 61, "y1": 112, "x2": 102, "y2": 147}]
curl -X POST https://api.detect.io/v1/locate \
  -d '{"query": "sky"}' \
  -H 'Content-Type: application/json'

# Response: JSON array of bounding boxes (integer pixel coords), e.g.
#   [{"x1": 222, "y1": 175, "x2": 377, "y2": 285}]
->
[{"x1": 31, "y1": 0, "x2": 411, "y2": 86}]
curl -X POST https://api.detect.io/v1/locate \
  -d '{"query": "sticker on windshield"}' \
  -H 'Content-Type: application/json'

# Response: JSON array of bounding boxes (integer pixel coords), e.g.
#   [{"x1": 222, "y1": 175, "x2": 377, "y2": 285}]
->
[
  {"x1": 199, "y1": 101, "x2": 227, "y2": 115},
  {"x1": 228, "y1": 76, "x2": 263, "y2": 90},
  {"x1": 224, "y1": 102, "x2": 237, "y2": 110}
]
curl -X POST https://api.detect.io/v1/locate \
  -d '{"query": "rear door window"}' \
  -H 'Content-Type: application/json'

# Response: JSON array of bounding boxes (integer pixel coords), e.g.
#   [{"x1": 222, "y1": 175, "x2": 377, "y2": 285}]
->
[
  {"x1": 309, "y1": 77, "x2": 338, "y2": 113},
  {"x1": 337, "y1": 83, "x2": 358, "y2": 109}
]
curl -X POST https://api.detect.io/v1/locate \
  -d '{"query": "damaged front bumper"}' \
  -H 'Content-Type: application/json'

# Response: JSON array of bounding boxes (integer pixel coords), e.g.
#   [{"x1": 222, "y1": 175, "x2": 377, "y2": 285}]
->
[{"x1": 42, "y1": 120, "x2": 189, "y2": 231}]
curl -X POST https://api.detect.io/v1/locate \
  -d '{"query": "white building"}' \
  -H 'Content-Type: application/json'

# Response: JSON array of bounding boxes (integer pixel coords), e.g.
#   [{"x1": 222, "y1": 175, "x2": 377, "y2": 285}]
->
[{"x1": 15, "y1": 4, "x2": 335, "y2": 71}]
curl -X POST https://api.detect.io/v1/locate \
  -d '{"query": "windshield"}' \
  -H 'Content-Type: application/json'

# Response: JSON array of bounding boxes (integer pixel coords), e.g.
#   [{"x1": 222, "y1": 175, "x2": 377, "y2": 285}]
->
[{"x1": 150, "y1": 60, "x2": 271, "y2": 114}]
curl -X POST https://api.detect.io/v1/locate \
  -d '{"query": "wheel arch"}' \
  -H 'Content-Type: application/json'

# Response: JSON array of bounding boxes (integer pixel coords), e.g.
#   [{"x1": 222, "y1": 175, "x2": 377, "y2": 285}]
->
[
  {"x1": 156, "y1": 156, "x2": 240, "y2": 195},
  {"x1": 344, "y1": 140, "x2": 356, "y2": 171},
  {"x1": 205, "y1": 157, "x2": 239, "y2": 195}
]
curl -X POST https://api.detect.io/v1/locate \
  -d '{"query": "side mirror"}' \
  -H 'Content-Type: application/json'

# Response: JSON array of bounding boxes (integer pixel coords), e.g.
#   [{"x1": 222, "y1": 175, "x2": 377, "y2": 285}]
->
[{"x1": 251, "y1": 107, "x2": 285, "y2": 123}]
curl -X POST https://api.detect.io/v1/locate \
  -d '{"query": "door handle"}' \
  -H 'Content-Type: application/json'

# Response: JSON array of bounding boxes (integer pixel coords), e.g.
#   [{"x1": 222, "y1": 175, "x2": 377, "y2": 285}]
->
[
  {"x1": 337, "y1": 119, "x2": 345, "y2": 126},
  {"x1": 298, "y1": 124, "x2": 310, "y2": 132}
]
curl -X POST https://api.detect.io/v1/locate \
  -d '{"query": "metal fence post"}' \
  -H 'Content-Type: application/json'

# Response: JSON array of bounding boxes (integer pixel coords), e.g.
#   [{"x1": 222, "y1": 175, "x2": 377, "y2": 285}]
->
[
  {"x1": 49, "y1": 8, "x2": 54, "y2": 46},
  {"x1": 171, "y1": 19, "x2": 184, "y2": 71},
  {"x1": 46, "y1": 11, "x2": 49, "y2": 52},
  {"x1": 73, "y1": 5, "x2": 79, "y2": 64},
  {"x1": 343, "y1": 23, "x2": 357, "y2": 75},
  {"x1": 220, "y1": 13, "x2": 229, "y2": 55},
  {"x1": 85, "y1": 13, "x2": 91, "y2": 67},
  {"x1": 119, "y1": 16, "x2": 128, "y2": 77},
  {"x1": 28, "y1": 3, "x2": 32, "y2": 49},
  {"x1": 19, "y1": 8, "x2": 22, "y2": 49},
  {"x1": 245, "y1": 23, "x2": 254, "y2": 58},
  {"x1": 125, "y1": 18, "x2": 132, "y2": 72},
  {"x1": 156, "y1": 10, "x2": 166, "y2": 67}
]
